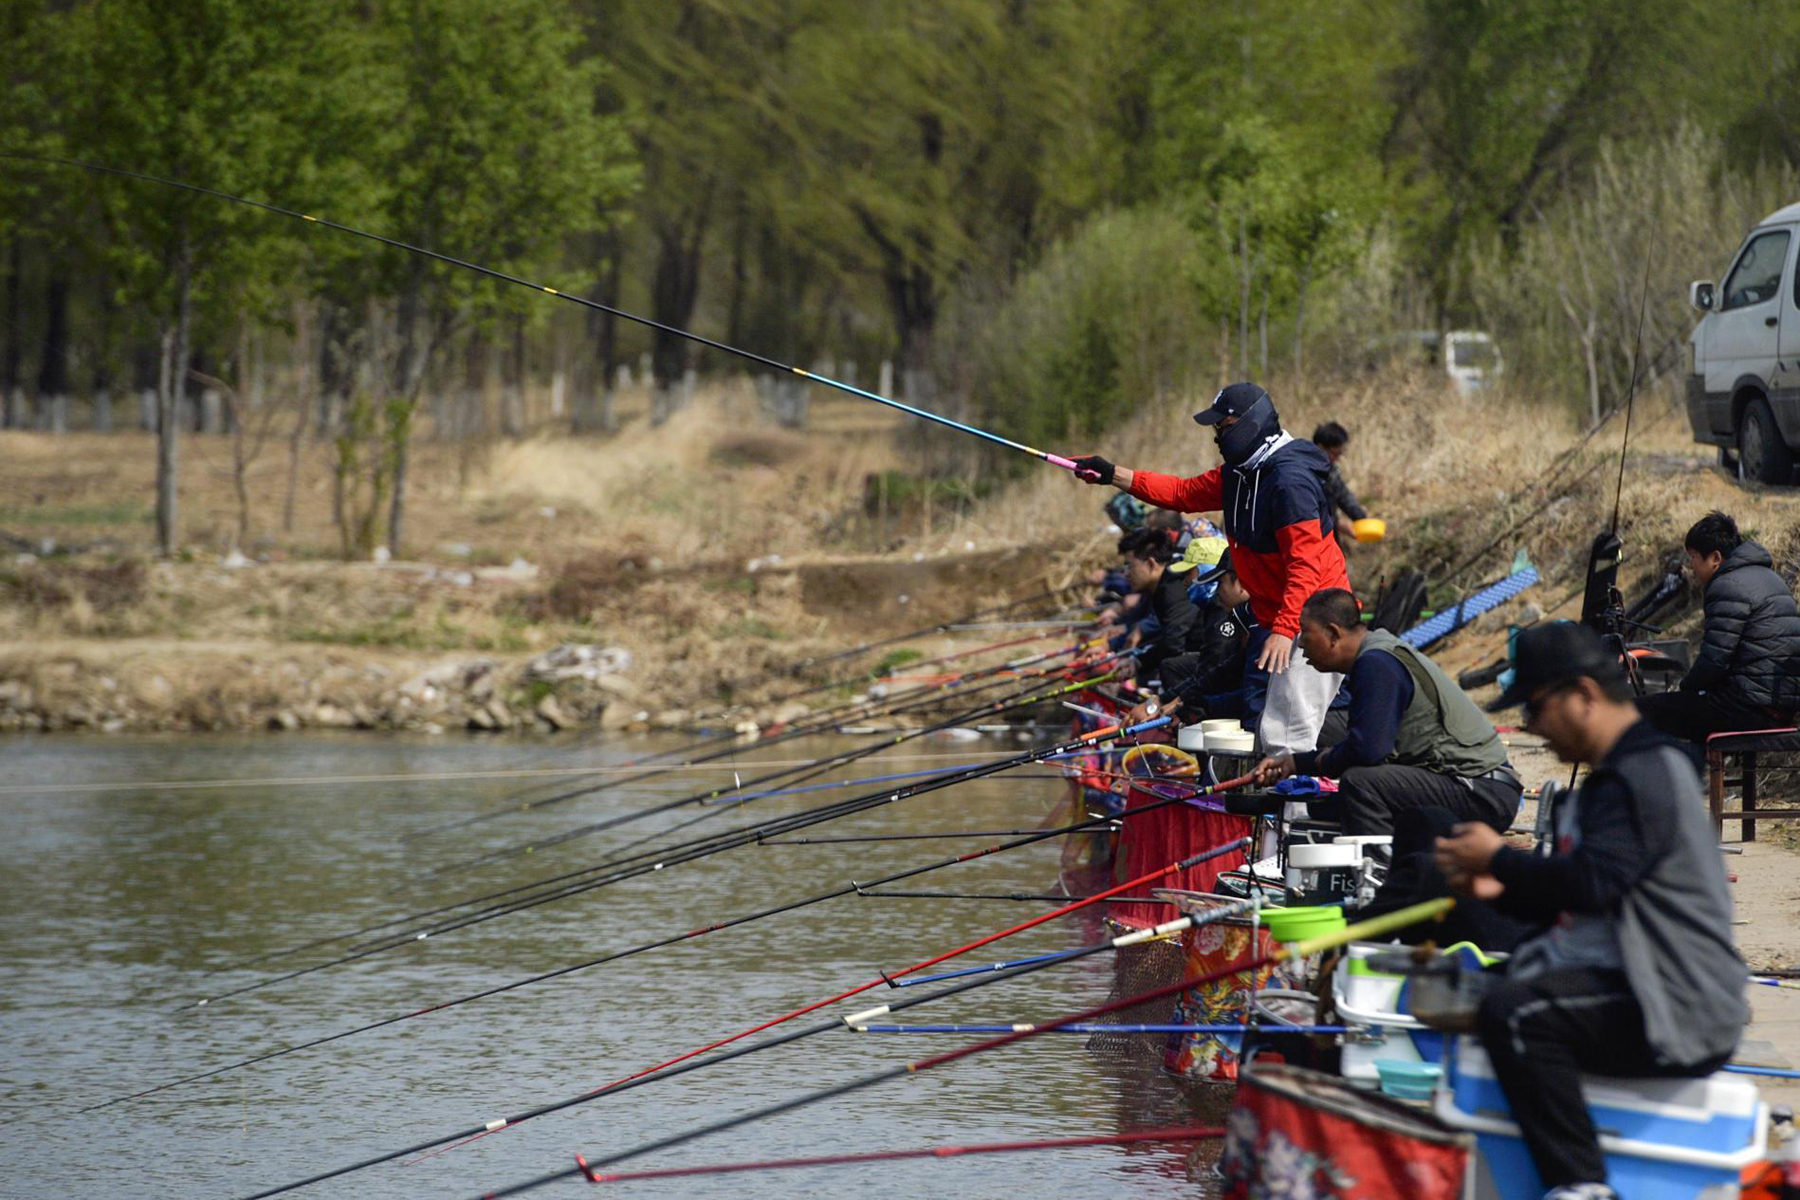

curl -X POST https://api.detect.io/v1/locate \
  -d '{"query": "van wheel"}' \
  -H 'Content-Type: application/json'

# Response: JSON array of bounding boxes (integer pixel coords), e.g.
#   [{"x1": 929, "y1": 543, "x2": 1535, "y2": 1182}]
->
[{"x1": 1738, "y1": 397, "x2": 1794, "y2": 484}]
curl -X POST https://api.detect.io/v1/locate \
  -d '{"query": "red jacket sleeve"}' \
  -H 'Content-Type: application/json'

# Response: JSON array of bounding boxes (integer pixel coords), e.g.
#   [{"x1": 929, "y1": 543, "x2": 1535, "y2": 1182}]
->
[
  {"x1": 1127, "y1": 468, "x2": 1222, "y2": 514},
  {"x1": 1269, "y1": 519, "x2": 1345, "y2": 638}
]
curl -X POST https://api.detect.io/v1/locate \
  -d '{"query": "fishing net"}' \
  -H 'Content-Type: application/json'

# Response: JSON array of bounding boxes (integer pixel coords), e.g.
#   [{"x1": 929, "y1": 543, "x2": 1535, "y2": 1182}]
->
[
  {"x1": 1083, "y1": 921, "x2": 1190, "y2": 1067},
  {"x1": 1219, "y1": 1064, "x2": 1473, "y2": 1200}
]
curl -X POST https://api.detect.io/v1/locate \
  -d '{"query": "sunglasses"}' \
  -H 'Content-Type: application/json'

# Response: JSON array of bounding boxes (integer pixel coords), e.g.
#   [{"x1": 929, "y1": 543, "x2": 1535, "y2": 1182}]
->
[{"x1": 1523, "y1": 683, "x2": 1576, "y2": 722}]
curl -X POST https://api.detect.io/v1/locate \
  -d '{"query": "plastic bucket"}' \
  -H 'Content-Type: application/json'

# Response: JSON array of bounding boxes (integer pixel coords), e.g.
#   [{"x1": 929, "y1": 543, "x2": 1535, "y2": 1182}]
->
[{"x1": 1261, "y1": 905, "x2": 1347, "y2": 943}]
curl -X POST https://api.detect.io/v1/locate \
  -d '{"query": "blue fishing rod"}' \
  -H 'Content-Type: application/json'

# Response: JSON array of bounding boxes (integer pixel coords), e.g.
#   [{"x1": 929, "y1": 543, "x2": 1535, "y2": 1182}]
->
[{"x1": 1, "y1": 152, "x2": 1085, "y2": 471}]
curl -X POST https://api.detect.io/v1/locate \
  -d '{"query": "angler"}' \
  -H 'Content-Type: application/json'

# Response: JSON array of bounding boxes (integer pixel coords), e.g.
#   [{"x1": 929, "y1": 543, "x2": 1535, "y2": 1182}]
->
[{"x1": 1072, "y1": 382, "x2": 1353, "y2": 756}]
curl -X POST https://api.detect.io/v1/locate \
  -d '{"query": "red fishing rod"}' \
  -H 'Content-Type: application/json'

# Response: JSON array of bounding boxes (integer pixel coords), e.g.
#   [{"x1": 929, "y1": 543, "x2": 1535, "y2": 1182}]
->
[
  {"x1": 177, "y1": 678, "x2": 1134, "y2": 1011},
  {"x1": 471, "y1": 898, "x2": 1455, "y2": 1199},
  {"x1": 232, "y1": 894, "x2": 1263, "y2": 1199},
  {"x1": 570, "y1": 1126, "x2": 1224, "y2": 1186},
  {"x1": 105, "y1": 758, "x2": 1240, "y2": 1117}
]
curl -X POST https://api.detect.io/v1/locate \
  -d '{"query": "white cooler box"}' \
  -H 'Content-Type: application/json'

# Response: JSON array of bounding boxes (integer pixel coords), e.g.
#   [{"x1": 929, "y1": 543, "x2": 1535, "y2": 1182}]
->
[
  {"x1": 1331, "y1": 942, "x2": 1449, "y2": 1085},
  {"x1": 1437, "y1": 1036, "x2": 1767, "y2": 1200}
]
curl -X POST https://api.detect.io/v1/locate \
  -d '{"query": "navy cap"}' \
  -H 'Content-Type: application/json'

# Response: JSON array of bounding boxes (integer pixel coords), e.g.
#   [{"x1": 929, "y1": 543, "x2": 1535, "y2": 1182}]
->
[
  {"x1": 1194, "y1": 382, "x2": 1271, "y2": 426},
  {"x1": 1487, "y1": 621, "x2": 1627, "y2": 712}
]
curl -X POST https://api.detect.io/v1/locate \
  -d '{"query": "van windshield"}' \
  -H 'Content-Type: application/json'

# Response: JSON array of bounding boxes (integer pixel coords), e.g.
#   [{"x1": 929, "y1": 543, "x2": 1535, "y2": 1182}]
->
[{"x1": 1450, "y1": 338, "x2": 1497, "y2": 369}]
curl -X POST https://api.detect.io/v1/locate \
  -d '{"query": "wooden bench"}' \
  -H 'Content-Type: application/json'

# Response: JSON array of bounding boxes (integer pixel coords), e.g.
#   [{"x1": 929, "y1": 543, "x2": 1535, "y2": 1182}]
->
[{"x1": 1705, "y1": 727, "x2": 1800, "y2": 841}]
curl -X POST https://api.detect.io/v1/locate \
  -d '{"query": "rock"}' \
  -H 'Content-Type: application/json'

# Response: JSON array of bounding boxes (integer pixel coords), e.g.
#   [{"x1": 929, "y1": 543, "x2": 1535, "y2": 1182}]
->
[
  {"x1": 306, "y1": 702, "x2": 357, "y2": 728},
  {"x1": 772, "y1": 701, "x2": 812, "y2": 726},
  {"x1": 599, "y1": 702, "x2": 634, "y2": 731},
  {"x1": 350, "y1": 703, "x2": 378, "y2": 729},
  {"x1": 132, "y1": 675, "x2": 174, "y2": 710},
  {"x1": 0, "y1": 680, "x2": 32, "y2": 710},
  {"x1": 467, "y1": 706, "x2": 499, "y2": 731},
  {"x1": 650, "y1": 708, "x2": 690, "y2": 730},
  {"x1": 221, "y1": 549, "x2": 253, "y2": 569},
  {"x1": 535, "y1": 694, "x2": 574, "y2": 731},
  {"x1": 270, "y1": 709, "x2": 302, "y2": 731},
  {"x1": 483, "y1": 698, "x2": 515, "y2": 730}
]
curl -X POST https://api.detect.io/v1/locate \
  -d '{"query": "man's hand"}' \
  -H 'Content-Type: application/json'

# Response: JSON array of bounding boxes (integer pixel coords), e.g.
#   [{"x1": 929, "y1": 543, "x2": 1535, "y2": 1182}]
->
[
  {"x1": 1258, "y1": 633, "x2": 1294, "y2": 674},
  {"x1": 1070, "y1": 455, "x2": 1115, "y2": 486},
  {"x1": 1126, "y1": 696, "x2": 1172, "y2": 726},
  {"x1": 1435, "y1": 822, "x2": 1505, "y2": 896},
  {"x1": 1094, "y1": 606, "x2": 1119, "y2": 629},
  {"x1": 1250, "y1": 753, "x2": 1296, "y2": 786}
]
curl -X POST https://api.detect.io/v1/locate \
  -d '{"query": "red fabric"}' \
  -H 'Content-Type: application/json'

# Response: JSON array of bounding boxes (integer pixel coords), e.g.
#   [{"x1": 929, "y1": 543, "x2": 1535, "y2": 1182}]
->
[
  {"x1": 1221, "y1": 1067, "x2": 1470, "y2": 1200},
  {"x1": 1127, "y1": 468, "x2": 1349, "y2": 639},
  {"x1": 1109, "y1": 783, "x2": 1251, "y2": 928}
]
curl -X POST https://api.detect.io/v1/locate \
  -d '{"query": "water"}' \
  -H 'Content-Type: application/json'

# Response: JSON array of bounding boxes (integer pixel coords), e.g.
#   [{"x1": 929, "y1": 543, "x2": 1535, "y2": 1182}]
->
[{"x1": 0, "y1": 731, "x2": 1209, "y2": 1198}]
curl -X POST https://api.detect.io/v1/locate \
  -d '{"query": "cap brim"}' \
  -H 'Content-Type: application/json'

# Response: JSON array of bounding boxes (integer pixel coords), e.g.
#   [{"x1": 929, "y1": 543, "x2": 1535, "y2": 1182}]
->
[
  {"x1": 1191, "y1": 560, "x2": 1231, "y2": 585},
  {"x1": 1192, "y1": 409, "x2": 1228, "y2": 426},
  {"x1": 1484, "y1": 680, "x2": 1530, "y2": 713}
]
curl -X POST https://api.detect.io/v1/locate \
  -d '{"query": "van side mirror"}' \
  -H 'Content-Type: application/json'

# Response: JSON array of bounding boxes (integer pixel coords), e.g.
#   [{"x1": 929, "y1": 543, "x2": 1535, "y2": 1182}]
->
[{"x1": 1690, "y1": 280, "x2": 1715, "y2": 311}]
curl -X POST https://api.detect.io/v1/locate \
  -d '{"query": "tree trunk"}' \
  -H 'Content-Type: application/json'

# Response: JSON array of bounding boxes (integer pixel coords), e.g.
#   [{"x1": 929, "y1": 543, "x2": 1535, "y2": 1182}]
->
[
  {"x1": 2, "y1": 238, "x2": 23, "y2": 429},
  {"x1": 1291, "y1": 266, "x2": 1311, "y2": 375},
  {"x1": 156, "y1": 237, "x2": 193, "y2": 557},
  {"x1": 36, "y1": 273, "x2": 69, "y2": 430},
  {"x1": 1237, "y1": 208, "x2": 1251, "y2": 376},
  {"x1": 284, "y1": 302, "x2": 312, "y2": 533},
  {"x1": 649, "y1": 207, "x2": 709, "y2": 409},
  {"x1": 1258, "y1": 282, "x2": 1269, "y2": 379}
]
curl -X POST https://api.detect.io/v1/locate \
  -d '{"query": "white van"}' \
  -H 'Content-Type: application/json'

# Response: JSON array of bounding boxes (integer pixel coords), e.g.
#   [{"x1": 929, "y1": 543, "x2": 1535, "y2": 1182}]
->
[{"x1": 1686, "y1": 200, "x2": 1800, "y2": 482}]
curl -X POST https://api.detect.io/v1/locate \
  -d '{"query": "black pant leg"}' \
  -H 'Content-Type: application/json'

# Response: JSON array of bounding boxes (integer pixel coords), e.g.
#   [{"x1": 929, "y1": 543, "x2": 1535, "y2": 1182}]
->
[
  {"x1": 1336, "y1": 763, "x2": 1507, "y2": 839},
  {"x1": 1476, "y1": 967, "x2": 1645, "y2": 1189},
  {"x1": 1638, "y1": 690, "x2": 1776, "y2": 743}
]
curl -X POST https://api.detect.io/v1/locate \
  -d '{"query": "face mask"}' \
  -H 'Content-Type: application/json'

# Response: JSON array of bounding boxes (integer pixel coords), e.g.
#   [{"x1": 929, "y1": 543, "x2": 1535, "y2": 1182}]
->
[{"x1": 1214, "y1": 395, "x2": 1279, "y2": 465}]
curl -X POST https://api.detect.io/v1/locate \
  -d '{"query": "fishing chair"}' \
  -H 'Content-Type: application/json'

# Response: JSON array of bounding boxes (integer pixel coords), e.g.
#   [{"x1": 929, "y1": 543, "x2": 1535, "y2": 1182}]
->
[{"x1": 1705, "y1": 727, "x2": 1800, "y2": 841}]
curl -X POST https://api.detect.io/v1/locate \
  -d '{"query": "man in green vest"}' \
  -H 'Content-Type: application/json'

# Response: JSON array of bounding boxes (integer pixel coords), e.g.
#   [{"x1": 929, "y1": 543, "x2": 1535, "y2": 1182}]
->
[{"x1": 1250, "y1": 588, "x2": 1522, "y2": 838}]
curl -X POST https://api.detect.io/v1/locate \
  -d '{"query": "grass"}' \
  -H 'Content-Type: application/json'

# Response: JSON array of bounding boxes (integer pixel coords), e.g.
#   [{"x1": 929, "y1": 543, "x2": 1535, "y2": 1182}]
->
[{"x1": 0, "y1": 501, "x2": 154, "y2": 526}]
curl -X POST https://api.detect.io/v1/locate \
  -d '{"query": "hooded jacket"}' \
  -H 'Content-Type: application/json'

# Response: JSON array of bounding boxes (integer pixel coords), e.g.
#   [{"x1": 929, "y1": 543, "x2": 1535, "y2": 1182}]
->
[
  {"x1": 1126, "y1": 436, "x2": 1350, "y2": 638},
  {"x1": 1683, "y1": 539, "x2": 1800, "y2": 711},
  {"x1": 1489, "y1": 720, "x2": 1746, "y2": 1067}
]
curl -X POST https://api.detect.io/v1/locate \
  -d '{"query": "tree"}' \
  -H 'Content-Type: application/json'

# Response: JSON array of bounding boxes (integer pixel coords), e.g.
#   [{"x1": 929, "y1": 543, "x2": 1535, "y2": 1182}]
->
[
  {"x1": 64, "y1": 0, "x2": 358, "y2": 556},
  {"x1": 345, "y1": 0, "x2": 636, "y2": 554}
]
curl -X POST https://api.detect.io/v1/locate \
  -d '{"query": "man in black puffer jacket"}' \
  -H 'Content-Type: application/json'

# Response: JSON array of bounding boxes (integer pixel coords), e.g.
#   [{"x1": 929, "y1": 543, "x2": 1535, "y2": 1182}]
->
[{"x1": 1639, "y1": 510, "x2": 1800, "y2": 748}]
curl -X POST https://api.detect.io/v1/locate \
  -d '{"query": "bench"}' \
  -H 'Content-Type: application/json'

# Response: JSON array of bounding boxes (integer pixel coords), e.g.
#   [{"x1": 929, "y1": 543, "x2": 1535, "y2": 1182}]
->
[{"x1": 1705, "y1": 727, "x2": 1800, "y2": 841}]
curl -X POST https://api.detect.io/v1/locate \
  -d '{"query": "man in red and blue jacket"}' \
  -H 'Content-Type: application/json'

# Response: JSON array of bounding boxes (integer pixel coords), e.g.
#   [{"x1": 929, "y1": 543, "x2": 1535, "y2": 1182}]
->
[{"x1": 1072, "y1": 382, "x2": 1352, "y2": 754}]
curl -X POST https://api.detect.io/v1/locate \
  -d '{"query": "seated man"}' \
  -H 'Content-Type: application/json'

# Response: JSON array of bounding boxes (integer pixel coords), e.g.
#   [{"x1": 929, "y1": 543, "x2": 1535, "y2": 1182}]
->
[
  {"x1": 1251, "y1": 588, "x2": 1521, "y2": 838},
  {"x1": 1436, "y1": 622, "x2": 1746, "y2": 1200},
  {"x1": 1638, "y1": 510, "x2": 1800, "y2": 747}
]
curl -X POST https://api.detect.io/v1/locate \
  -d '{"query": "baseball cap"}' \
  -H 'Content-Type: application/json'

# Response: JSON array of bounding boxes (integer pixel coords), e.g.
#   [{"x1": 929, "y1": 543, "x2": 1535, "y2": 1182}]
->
[
  {"x1": 1487, "y1": 621, "x2": 1627, "y2": 712},
  {"x1": 1193, "y1": 382, "x2": 1272, "y2": 426},
  {"x1": 1192, "y1": 546, "x2": 1234, "y2": 585},
  {"x1": 1167, "y1": 536, "x2": 1227, "y2": 576}
]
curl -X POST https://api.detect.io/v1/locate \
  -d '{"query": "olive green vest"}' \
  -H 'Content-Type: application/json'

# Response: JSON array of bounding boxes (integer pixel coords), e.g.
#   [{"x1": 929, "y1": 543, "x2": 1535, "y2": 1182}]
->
[{"x1": 1358, "y1": 628, "x2": 1508, "y2": 778}]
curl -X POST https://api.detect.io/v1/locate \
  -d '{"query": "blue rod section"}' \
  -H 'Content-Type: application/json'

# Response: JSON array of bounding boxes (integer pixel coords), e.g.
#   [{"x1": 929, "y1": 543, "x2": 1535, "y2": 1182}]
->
[
  {"x1": 1723, "y1": 1063, "x2": 1800, "y2": 1079},
  {"x1": 888, "y1": 948, "x2": 1087, "y2": 988},
  {"x1": 851, "y1": 1024, "x2": 1351, "y2": 1034},
  {"x1": 703, "y1": 765, "x2": 972, "y2": 806}
]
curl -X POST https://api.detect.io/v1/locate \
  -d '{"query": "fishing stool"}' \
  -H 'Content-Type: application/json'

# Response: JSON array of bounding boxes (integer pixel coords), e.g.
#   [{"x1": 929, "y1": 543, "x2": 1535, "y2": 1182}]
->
[{"x1": 1705, "y1": 727, "x2": 1800, "y2": 841}]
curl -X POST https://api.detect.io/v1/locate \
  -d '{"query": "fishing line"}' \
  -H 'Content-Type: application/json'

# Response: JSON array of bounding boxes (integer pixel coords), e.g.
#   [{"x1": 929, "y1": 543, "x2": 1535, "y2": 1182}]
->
[{"x1": 1611, "y1": 241, "x2": 1656, "y2": 535}]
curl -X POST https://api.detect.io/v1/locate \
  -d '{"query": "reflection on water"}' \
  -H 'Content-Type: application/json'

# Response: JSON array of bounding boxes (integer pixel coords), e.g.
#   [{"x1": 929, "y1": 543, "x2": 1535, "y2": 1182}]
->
[{"x1": 0, "y1": 730, "x2": 1214, "y2": 1197}]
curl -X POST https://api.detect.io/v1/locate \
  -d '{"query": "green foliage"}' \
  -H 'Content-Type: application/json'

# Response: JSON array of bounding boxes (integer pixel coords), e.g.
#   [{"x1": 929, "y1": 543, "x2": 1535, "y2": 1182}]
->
[{"x1": 871, "y1": 647, "x2": 925, "y2": 677}]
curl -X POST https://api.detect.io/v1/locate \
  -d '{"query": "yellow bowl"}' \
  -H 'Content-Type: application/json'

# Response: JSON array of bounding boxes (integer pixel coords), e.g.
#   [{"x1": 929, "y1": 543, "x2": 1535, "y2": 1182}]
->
[{"x1": 1352, "y1": 517, "x2": 1387, "y2": 543}]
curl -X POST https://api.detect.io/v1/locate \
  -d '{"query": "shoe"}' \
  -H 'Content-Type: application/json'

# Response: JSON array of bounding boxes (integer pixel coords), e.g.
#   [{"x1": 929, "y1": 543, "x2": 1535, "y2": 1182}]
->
[{"x1": 1542, "y1": 1185, "x2": 1619, "y2": 1200}]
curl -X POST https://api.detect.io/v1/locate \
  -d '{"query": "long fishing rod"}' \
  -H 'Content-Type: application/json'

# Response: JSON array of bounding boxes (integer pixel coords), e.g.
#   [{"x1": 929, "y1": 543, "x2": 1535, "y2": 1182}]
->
[
  {"x1": 413, "y1": 666, "x2": 1124, "y2": 900},
  {"x1": 115, "y1": 818, "x2": 1237, "y2": 1120},
  {"x1": 234, "y1": 897, "x2": 1257, "y2": 1200},
  {"x1": 567, "y1": 1126, "x2": 1227, "y2": 1187},
  {"x1": 180, "y1": 690, "x2": 1142, "y2": 1011},
  {"x1": 215, "y1": 760, "x2": 1052, "y2": 981},
  {"x1": 473, "y1": 898, "x2": 1456, "y2": 1198},
  {"x1": 439, "y1": 619, "x2": 1087, "y2": 828},
  {"x1": 783, "y1": 588, "x2": 1077, "y2": 674},
  {"x1": 405, "y1": 634, "x2": 1094, "y2": 843},
  {"x1": 405, "y1": 653, "x2": 1115, "y2": 883},
  {"x1": 1610, "y1": 242, "x2": 1656, "y2": 534},
  {"x1": 3, "y1": 153, "x2": 1083, "y2": 468},
  {"x1": 214, "y1": 671, "x2": 1116, "y2": 995}
]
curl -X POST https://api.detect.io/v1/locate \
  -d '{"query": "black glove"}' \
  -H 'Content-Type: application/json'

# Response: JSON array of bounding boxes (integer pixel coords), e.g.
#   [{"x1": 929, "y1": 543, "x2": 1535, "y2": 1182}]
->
[{"x1": 1071, "y1": 454, "x2": 1115, "y2": 485}]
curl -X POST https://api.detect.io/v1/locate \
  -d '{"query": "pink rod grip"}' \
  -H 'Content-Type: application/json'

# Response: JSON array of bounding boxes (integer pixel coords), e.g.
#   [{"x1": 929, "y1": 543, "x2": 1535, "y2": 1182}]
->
[{"x1": 1044, "y1": 454, "x2": 1077, "y2": 470}]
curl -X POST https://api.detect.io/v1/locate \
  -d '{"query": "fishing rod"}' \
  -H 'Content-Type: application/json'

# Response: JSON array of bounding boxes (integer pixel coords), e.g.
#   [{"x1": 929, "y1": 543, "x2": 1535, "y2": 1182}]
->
[
  {"x1": 851, "y1": 1023, "x2": 1348, "y2": 1034},
  {"x1": 113, "y1": 774, "x2": 1238, "y2": 1112},
  {"x1": 405, "y1": 654, "x2": 1117, "y2": 883},
  {"x1": 179, "y1": 692, "x2": 1146, "y2": 1010},
  {"x1": 3, "y1": 153, "x2": 1084, "y2": 468},
  {"x1": 405, "y1": 635, "x2": 1095, "y2": 843},
  {"x1": 783, "y1": 588, "x2": 1077, "y2": 674},
  {"x1": 566, "y1": 1126, "x2": 1226, "y2": 1187},
  {"x1": 448, "y1": 621, "x2": 1088, "y2": 825},
  {"x1": 472, "y1": 898, "x2": 1456, "y2": 1198},
  {"x1": 1610, "y1": 242, "x2": 1656, "y2": 534},
  {"x1": 422, "y1": 665, "x2": 1127, "y2": 895},
  {"x1": 234, "y1": 897, "x2": 1258, "y2": 1199},
  {"x1": 210, "y1": 672, "x2": 1118, "y2": 991},
  {"x1": 759, "y1": 824, "x2": 1097, "y2": 844},
  {"x1": 853, "y1": 889, "x2": 1161, "y2": 903}
]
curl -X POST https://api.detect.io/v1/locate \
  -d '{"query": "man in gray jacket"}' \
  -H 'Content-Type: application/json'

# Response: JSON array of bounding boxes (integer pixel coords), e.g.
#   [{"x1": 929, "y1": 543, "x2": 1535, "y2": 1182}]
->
[
  {"x1": 1639, "y1": 510, "x2": 1800, "y2": 747},
  {"x1": 1437, "y1": 622, "x2": 1746, "y2": 1200}
]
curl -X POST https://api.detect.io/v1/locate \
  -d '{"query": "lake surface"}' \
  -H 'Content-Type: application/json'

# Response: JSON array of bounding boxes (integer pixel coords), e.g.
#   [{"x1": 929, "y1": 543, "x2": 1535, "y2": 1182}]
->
[{"x1": 0, "y1": 730, "x2": 1211, "y2": 1199}]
